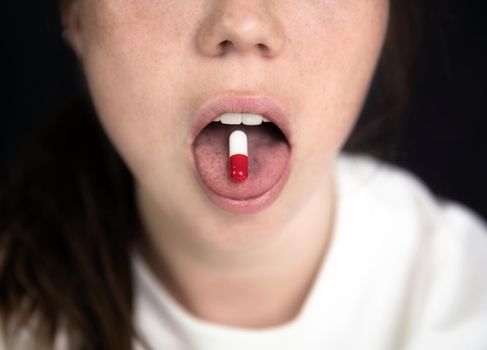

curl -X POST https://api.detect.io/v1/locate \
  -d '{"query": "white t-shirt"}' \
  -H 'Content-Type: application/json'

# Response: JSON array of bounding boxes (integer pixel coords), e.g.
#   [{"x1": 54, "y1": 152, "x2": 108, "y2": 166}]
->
[
  {"x1": 133, "y1": 154, "x2": 487, "y2": 350},
  {"x1": 2, "y1": 154, "x2": 487, "y2": 349}
]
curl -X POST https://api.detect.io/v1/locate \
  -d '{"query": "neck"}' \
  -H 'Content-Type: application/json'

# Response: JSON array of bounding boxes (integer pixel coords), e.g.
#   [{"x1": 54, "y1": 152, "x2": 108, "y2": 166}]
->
[{"x1": 136, "y1": 175, "x2": 336, "y2": 328}]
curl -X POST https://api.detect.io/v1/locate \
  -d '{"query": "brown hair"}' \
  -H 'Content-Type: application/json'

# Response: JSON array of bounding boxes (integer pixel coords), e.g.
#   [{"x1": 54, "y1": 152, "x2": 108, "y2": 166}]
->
[
  {"x1": 0, "y1": 99, "x2": 139, "y2": 349},
  {"x1": 0, "y1": 2, "x2": 422, "y2": 349}
]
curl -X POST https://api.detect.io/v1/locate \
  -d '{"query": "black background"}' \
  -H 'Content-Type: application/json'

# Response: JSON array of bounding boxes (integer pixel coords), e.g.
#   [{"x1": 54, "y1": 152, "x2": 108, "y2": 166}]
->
[{"x1": 2, "y1": 1, "x2": 486, "y2": 219}]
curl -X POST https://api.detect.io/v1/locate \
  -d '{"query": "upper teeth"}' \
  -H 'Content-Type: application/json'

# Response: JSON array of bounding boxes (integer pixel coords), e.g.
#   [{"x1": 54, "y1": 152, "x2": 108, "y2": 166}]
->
[{"x1": 213, "y1": 113, "x2": 271, "y2": 125}]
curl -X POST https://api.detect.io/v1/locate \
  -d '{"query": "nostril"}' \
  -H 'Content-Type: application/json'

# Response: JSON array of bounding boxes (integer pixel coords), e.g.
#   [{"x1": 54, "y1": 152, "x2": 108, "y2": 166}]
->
[
  {"x1": 219, "y1": 40, "x2": 233, "y2": 51},
  {"x1": 257, "y1": 43, "x2": 269, "y2": 54}
]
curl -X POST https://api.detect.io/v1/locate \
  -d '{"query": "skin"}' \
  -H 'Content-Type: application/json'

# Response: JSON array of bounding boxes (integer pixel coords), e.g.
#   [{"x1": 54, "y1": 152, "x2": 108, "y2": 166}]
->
[{"x1": 63, "y1": 0, "x2": 389, "y2": 328}]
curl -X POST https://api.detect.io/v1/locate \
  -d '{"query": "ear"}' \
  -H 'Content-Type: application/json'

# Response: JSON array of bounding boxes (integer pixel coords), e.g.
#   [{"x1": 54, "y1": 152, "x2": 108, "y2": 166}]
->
[{"x1": 61, "y1": 1, "x2": 84, "y2": 59}]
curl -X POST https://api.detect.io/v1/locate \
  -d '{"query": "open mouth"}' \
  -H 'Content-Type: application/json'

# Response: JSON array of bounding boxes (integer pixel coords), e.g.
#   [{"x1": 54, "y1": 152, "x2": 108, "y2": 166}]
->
[{"x1": 191, "y1": 96, "x2": 292, "y2": 214}]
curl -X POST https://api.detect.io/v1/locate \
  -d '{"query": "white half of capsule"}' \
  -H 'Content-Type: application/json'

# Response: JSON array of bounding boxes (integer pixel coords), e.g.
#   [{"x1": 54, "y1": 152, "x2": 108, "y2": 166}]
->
[
  {"x1": 229, "y1": 130, "x2": 248, "y2": 157},
  {"x1": 213, "y1": 113, "x2": 271, "y2": 125}
]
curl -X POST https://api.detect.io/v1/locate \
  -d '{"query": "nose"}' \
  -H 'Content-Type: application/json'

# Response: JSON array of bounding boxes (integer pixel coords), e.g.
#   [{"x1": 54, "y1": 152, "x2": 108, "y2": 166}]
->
[{"x1": 196, "y1": 0, "x2": 285, "y2": 58}]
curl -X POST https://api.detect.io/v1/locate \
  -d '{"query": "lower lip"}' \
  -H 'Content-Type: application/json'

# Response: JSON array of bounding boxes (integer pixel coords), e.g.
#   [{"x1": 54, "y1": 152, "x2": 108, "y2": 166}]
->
[{"x1": 193, "y1": 159, "x2": 291, "y2": 214}]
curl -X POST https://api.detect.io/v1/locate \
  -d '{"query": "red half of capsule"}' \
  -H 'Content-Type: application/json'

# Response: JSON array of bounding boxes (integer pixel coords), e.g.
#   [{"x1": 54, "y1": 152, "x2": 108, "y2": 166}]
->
[{"x1": 229, "y1": 154, "x2": 248, "y2": 183}]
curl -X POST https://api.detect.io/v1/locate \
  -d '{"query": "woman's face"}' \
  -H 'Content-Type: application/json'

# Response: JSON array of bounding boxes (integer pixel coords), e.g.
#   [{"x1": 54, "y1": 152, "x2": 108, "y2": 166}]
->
[{"x1": 66, "y1": 0, "x2": 388, "y2": 244}]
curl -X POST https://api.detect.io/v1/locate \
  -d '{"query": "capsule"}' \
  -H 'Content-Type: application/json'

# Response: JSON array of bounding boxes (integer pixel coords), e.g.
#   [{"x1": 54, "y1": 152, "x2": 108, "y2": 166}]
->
[{"x1": 229, "y1": 130, "x2": 248, "y2": 183}]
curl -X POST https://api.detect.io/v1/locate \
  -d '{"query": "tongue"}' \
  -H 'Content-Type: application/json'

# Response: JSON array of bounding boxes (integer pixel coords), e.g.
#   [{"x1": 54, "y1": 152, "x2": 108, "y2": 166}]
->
[{"x1": 193, "y1": 123, "x2": 290, "y2": 199}]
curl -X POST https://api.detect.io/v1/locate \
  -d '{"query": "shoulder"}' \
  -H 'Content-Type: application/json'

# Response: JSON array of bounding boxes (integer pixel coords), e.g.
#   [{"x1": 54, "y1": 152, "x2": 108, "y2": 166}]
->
[
  {"x1": 335, "y1": 153, "x2": 487, "y2": 271},
  {"x1": 335, "y1": 153, "x2": 487, "y2": 349}
]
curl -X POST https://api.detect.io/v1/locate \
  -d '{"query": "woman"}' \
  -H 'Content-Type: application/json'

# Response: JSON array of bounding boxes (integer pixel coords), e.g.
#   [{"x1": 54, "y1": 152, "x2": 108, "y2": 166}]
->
[{"x1": 1, "y1": 1, "x2": 486, "y2": 349}]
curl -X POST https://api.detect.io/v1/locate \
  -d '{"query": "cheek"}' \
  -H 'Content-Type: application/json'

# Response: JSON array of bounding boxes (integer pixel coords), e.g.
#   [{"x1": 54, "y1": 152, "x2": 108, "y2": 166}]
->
[
  {"x1": 291, "y1": 1, "x2": 389, "y2": 157},
  {"x1": 77, "y1": 2, "x2": 200, "y2": 168}
]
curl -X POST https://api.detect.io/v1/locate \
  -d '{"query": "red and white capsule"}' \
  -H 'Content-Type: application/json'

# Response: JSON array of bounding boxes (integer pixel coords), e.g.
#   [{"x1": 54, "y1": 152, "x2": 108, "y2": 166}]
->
[{"x1": 229, "y1": 130, "x2": 248, "y2": 183}]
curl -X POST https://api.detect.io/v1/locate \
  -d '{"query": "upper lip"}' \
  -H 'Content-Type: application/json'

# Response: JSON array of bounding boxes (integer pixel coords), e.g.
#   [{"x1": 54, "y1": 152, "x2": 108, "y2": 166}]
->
[{"x1": 189, "y1": 94, "x2": 293, "y2": 146}]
